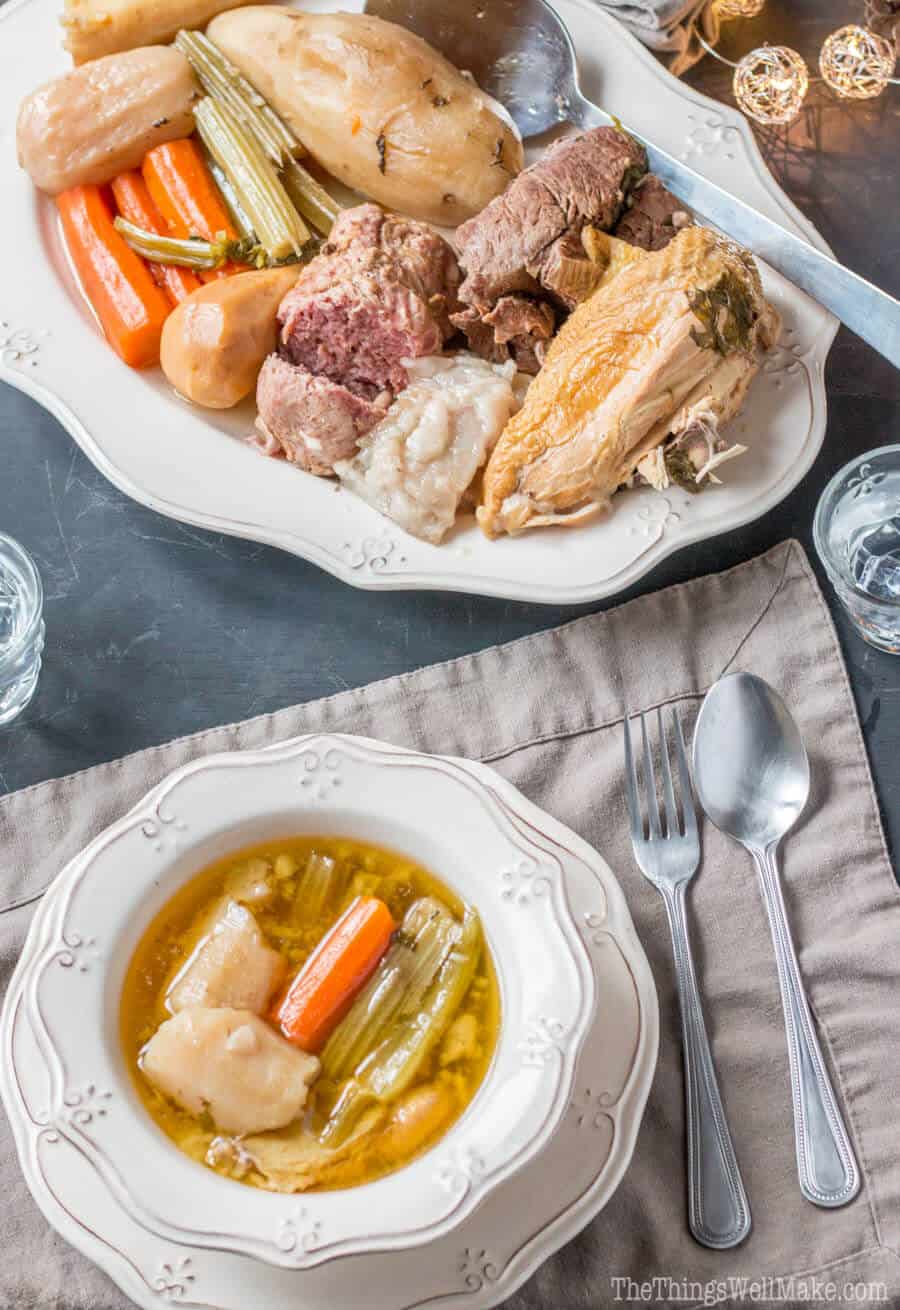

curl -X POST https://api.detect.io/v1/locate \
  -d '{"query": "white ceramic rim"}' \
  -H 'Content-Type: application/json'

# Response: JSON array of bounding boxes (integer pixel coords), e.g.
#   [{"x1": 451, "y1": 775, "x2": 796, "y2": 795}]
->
[
  {"x1": 0, "y1": 0, "x2": 838, "y2": 604},
  {"x1": 1, "y1": 743, "x2": 658, "y2": 1309},
  {"x1": 3, "y1": 734, "x2": 596, "y2": 1270}
]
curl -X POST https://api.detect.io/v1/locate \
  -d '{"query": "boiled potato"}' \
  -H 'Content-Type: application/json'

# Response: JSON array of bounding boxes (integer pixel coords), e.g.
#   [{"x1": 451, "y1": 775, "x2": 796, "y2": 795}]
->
[
  {"x1": 206, "y1": 7, "x2": 524, "y2": 225},
  {"x1": 160, "y1": 266, "x2": 301, "y2": 409},
  {"x1": 17, "y1": 47, "x2": 198, "y2": 195},
  {"x1": 62, "y1": 0, "x2": 261, "y2": 64}
]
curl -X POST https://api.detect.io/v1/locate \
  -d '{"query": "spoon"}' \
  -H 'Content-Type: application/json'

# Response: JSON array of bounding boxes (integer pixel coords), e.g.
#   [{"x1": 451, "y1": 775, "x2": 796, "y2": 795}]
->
[
  {"x1": 692, "y1": 672, "x2": 860, "y2": 1208},
  {"x1": 366, "y1": 0, "x2": 900, "y2": 368}
]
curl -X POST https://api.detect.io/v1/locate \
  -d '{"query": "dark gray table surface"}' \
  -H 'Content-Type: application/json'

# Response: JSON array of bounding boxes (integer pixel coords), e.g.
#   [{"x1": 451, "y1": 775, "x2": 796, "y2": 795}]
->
[{"x1": 1, "y1": 1, "x2": 897, "y2": 864}]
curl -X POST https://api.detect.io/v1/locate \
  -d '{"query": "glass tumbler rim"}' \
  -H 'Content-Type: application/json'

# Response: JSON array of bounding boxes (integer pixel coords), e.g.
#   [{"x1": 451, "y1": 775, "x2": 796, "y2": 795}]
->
[
  {"x1": 0, "y1": 531, "x2": 44, "y2": 665},
  {"x1": 813, "y1": 443, "x2": 900, "y2": 610}
]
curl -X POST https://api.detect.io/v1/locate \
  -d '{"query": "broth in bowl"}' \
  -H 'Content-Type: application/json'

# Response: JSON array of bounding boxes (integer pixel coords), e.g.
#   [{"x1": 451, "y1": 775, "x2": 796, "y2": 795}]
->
[{"x1": 121, "y1": 837, "x2": 500, "y2": 1192}]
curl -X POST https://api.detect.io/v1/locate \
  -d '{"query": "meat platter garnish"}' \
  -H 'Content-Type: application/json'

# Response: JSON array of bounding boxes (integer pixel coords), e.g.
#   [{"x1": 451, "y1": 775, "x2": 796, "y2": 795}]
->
[{"x1": 14, "y1": 3, "x2": 778, "y2": 545}]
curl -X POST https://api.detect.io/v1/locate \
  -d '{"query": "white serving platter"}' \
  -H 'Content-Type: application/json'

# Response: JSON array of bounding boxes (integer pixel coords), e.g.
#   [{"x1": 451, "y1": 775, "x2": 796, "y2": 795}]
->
[
  {"x1": 1, "y1": 735, "x2": 658, "y2": 1310},
  {"x1": 0, "y1": 0, "x2": 836, "y2": 603}
]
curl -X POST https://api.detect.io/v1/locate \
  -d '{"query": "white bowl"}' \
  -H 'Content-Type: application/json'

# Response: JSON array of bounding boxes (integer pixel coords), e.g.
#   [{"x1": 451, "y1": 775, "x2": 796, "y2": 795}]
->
[{"x1": 6, "y1": 734, "x2": 596, "y2": 1269}]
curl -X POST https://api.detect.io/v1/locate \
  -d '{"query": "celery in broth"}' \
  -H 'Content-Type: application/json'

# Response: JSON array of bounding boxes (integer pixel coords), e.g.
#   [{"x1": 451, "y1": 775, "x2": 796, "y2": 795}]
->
[
  {"x1": 320, "y1": 898, "x2": 456, "y2": 1082},
  {"x1": 365, "y1": 909, "x2": 481, "y2": 1101},
  {"x1": 294, "y1": 853, "x2": 341, "y2": 920},
  {"x1": 320, "y1": 908, "x2": 481, "y2": 1146}
]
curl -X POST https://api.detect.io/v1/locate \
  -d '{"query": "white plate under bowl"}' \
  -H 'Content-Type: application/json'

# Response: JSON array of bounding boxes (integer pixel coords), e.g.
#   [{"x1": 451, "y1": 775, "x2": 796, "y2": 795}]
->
[
  {"x1": 1, "y1": 735, "x2": 657, "y2": 1310},
  {"x1": 0, "y1": 0, "x2": 833, "y2": 604}
]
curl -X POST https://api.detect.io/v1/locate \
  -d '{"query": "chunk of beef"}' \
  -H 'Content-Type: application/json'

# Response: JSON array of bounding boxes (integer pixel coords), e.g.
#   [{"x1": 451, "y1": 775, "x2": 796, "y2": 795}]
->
[
  {"x1": 252, "y1": 203, "x2": 463, "y2": 478},
  {"x1": 613, "y1": 175, "x2": 691, "y2": 252},
  {"x1": 484, "y1": 296, "x2": 555, "y2": 373},
  {"x1": 310, "y1": 203, "x2": 461, "y2": 336},
  {"x1": 538, "y1": 231, "x2": 606, "y2": 309},
  {"x1": 277, "y1": 202, "x2": 460, "y2": 396},
  {"x1": 256, "y1": 354, "x2": 390, "y2": 475},
  {"x1": 453, "y1": 128, "x2": 646, "y2": 369},
  {"x1": 280, "y1": 275, "x2": 443, "y2": 396},
  {"x1": 483, "y1": 295, "x2": 555, "y2": 346},
  {"x1": 455, "y1": 128, "x2": 646, "y2": 307}
]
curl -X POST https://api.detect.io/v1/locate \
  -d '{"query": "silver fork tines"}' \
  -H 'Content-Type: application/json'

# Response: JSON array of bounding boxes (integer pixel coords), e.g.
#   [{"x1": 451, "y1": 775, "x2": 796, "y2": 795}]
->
[{"x1": 624, "y1": 708, "x2": 751, "y2": 1250}]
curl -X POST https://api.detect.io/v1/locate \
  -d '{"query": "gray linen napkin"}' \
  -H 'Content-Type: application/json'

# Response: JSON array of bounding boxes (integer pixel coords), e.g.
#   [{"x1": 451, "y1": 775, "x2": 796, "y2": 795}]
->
[
  {"x1": 2, "y1": 539, "x2": 899, "y2": 1309},
  {"x1": 587, "y1": 0, "x2": 717, "y2": 74}
]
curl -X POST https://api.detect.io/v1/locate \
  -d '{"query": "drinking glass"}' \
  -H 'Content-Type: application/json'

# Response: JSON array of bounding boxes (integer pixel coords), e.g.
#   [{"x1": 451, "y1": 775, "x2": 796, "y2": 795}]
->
[
  {"x1": 813, "y1": 445, "x2": 900, "y2": 655},
  {"x1": 0, "y1": 532, "x2": 45, "y2": 724}
]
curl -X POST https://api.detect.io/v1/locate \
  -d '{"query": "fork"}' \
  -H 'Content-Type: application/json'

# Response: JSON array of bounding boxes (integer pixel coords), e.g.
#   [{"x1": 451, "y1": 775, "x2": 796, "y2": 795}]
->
[{"x1": 624, "y1": 708, "x2": 751, "y2": 1250}]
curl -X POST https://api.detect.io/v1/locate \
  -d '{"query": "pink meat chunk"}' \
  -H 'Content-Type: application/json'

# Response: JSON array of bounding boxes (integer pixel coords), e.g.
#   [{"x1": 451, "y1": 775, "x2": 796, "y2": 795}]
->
[
  {"x1": 310, "y1": 203, "x2": 461, "y2": 333},
  {"x1": 279, "y1": 275, "x2": 443, "y2": 397},
  {"x1": 252, "y1": 202, "x2": 462, "y2": 475},
  {"x1": 256, "y1": 353, "x2": 390, "y2": 475}
]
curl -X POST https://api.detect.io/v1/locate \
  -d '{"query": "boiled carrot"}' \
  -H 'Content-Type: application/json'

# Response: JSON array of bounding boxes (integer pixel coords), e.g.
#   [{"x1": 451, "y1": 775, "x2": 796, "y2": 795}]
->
[
  {"x1": 111, "y1": 171, "x2": 201, "y2": 305},
  {"x1": 275, "y1": 897, "x2": 396, "y2": 1054},
  {"x1": 142, "y1": 139, "x2": 243, "y2": 281},
  {"x1": 57, "y1": 184, "x2": 171, "y2": 369}
]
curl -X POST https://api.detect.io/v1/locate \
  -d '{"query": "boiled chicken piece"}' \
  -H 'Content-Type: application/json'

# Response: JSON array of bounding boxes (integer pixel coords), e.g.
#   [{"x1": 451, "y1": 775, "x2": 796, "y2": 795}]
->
[
  {"x1": 141, "y1": 1008, "x2": 319, "y2": 1136},
  {"x1": 166, "y1": 900, "x2": 286, "y2": 1015},
  {"x1": 633, "y1": 350, "x2": 758, "y2": 491},
  {"x1": 477, "y1": 226, "x2": 779, "y2": 536}
]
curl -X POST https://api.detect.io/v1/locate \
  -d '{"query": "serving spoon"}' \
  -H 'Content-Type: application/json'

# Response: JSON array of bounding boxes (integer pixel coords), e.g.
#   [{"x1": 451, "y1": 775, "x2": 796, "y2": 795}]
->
[
  {"x1": 366, "y1": 0, "x2": 900, "y2": 370},
  {"x1": 692, "y1": 672, "x2": 860, "y2": 1208}
]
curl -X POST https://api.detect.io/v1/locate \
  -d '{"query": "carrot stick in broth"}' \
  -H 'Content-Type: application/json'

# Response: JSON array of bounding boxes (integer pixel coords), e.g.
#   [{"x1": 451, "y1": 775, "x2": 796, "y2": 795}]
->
[{"x1": 275, "y1": 896, "x2": 396, "y2": 1054}]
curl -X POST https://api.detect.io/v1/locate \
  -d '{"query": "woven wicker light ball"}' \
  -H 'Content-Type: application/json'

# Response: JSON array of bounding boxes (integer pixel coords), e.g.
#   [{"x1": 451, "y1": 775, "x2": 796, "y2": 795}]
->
[
  {"x1": 819, "y1": 24, "x2": 897, "y2": 99},
  {"x1": 733, "y1": 44, "x2": 810, "y2": 124},
  {"x1": 714, "y1": 0, "x2": 766, "y2": 19}
]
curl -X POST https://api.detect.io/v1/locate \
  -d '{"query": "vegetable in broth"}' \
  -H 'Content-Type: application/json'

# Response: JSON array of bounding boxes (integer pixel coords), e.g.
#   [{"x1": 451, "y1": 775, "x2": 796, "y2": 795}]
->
[{"x1": 121, "y1": 836, "x2": 500, "y2": 1192}]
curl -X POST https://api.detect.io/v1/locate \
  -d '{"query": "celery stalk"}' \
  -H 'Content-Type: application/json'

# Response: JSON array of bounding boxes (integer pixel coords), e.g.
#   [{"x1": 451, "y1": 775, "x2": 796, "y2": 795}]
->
[
  {"x1": 207, "y1": 158, "x2": 257, "y2": 242},
  {"x1": 175, "y1": 30, "x2": 302, "y2": 164},
  {"x1": 113, "y1": 217, "x2": 258, "y2": 269},
  {"x1": 294, "y1": 852, "x2": 343, "y2": 921},
  {"x1": 319, "y1": 908, "x2": 481, "y2": 1147},
  {"x1": 320, "y1": 898, "x2": 456, "y2": 1082},
  {"x1": 194, "y1": 97, "x2": 309, "y2": 260},
  {"x1": 281, "y1": 158, "x2": 341, "y2": 237},
  {"x1": 365, "y1": 909, "x2": 481, "y2": 1101}
]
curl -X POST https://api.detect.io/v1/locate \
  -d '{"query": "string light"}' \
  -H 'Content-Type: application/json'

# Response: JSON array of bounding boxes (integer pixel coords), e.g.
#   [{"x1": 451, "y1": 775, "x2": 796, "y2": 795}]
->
[
  {"x1": 698, "y1": 1, "x2": 899, "y2": 127},
  {"x1": 713, "y1": 0, "x2": 766, "y2": 17},
  {"x1": 819, "y1": 23, "x2": 897, "y2": 98},
  {"x1": 733, "y1": 45, "x2": 810, "y2": 124}
]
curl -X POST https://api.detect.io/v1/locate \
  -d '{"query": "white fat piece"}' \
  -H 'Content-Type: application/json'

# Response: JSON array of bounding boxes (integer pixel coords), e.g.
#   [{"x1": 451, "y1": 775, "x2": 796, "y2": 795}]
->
[
  {"x1": 141, "y1": 1008, "x2": 320, "y2": 1137},
  {"x1": 336, "y1": 353, "x2": 527, "y2": 544},
  {"x1": 166, "y1": 900, "x2": 286, "y2": 1016}
]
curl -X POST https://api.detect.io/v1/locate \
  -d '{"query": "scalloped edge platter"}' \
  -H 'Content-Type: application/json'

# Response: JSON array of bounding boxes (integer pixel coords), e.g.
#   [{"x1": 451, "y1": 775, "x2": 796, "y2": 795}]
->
[{"x1": 0, "y1": 0, "x2": 836, "y2": 602}]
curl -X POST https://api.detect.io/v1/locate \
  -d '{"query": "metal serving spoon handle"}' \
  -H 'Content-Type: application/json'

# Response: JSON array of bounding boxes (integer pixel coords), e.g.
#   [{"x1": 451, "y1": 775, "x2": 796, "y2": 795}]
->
[{"x1": 751, "y1": 841, "x2": 860, "y2": 1207}]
